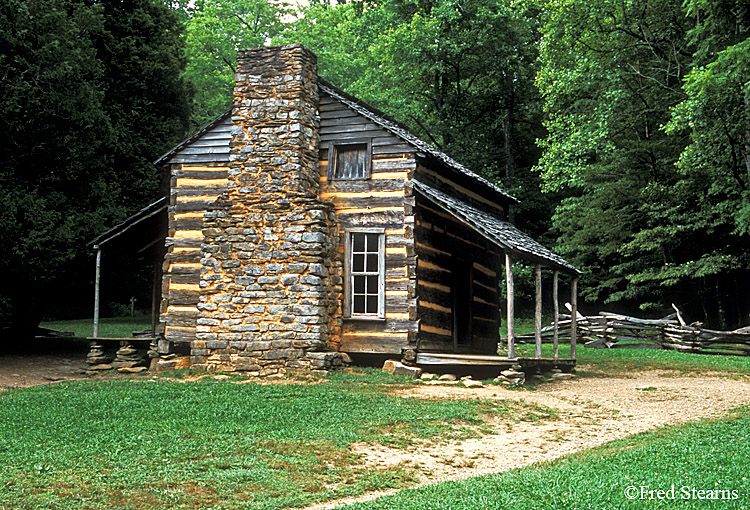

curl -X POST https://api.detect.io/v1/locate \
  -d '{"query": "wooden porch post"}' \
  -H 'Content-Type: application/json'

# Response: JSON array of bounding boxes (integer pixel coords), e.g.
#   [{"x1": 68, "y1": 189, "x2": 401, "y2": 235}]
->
[
  {"x1": 571, "y1": 277, "x2": 579, "y2": 360},
  {"x1": 93, "y1": 247, "x2": 102, "y2": 339},
  {"x1": 534, "y1": 264, "x2": 542, "y2": 358},
  {"x1": 150, "y1": 259, "x2": 160, "y2": 336},
  {"x1": 505, "y1": 252, "x2": 515, "y2": 359},
  {"x1": 552, "y1": 270, "x2": 559, "y2": 361}
]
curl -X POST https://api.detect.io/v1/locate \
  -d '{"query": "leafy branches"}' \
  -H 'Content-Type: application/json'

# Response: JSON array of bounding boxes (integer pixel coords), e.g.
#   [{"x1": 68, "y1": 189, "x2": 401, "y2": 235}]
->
[{"x1": 537, "y1": 0, "x2": 750, "y2": 326}]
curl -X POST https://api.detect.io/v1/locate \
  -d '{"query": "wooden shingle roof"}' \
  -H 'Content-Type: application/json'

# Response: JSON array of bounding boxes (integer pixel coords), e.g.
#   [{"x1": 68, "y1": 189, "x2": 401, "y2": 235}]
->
[{"x1": 413, "y1": 180, "x2": 580, "y2": 274}]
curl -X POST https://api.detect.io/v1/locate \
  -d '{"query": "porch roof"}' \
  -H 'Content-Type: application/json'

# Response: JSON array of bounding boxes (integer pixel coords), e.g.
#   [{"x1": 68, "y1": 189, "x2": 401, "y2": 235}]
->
[
  {"x1": 412, "y1": 180, "x2": 580, "y2": 275},
  {"x1": 88, "y1": 197, "x2": 168, "y2": 252}
]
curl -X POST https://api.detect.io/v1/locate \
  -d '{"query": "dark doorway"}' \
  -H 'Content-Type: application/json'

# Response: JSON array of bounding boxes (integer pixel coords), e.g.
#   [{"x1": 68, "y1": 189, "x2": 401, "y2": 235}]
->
[{"x1": 452, "y1": 258, "x2": 473, "y2": 352}]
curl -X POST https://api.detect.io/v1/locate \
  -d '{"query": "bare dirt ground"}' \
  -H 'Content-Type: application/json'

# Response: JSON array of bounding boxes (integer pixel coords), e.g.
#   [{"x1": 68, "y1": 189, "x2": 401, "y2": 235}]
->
[
  {"x1": 2, "y1": 347, "x2": 749, "y2": 510},
  {"x1": 303, "y1": 368, "x2": 750, "y2": 510},
  {"x1": 0, "y1": 339, "x2": 88, "y2": 390}
]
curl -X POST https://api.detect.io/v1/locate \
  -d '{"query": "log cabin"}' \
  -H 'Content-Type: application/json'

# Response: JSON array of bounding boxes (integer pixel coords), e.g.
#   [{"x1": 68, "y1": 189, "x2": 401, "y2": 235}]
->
[{"x1": 90, "y1": 44, "x2": 580, "y2": 375}]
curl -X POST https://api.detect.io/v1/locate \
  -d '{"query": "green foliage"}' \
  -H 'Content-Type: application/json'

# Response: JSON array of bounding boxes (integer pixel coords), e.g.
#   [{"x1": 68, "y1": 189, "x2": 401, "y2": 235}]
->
[
  {"x1": 338, "y1": 406, "x2": 750, "y2": 509},
  {"x1": 184, "y1": 0, "x2": 291, "y2": 127},
  {"x1": 0, "y1": 0, "x2": 191, "y2": 330},
  {"x1": 0, "y1": 378, "x2": 537, "y2": 509},
  {"x1": 666, "y1": 1, "x2": 750, "y2": 235},
  {"x1": 535, "y1": 0, "x2": 750, "y2": 325}
]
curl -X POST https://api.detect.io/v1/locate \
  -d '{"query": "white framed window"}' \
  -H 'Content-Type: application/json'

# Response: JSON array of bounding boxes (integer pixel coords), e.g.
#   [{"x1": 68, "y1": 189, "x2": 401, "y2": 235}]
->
[{"x1": 344, "y1": 229, "x2": 385, "y2": 318}]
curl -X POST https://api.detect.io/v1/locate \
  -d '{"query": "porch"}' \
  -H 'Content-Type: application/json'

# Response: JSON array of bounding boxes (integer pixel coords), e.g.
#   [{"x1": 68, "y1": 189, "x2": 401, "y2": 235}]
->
[
  {"x1": 412, "y1": 181, "x2": 581, "y2": 369},
  {"x1": 86, "y1": 198, "x2": 168, "y2": 372}
]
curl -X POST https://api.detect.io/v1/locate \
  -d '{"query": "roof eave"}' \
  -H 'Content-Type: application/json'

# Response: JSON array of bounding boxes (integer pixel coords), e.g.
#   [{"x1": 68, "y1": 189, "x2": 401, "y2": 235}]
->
[
  {"x1": 153, "y1": 109, "x2": 232, "y2": 166},
  {"x1": 89, "y1": 197, "x2": 168, "y2": 249}
]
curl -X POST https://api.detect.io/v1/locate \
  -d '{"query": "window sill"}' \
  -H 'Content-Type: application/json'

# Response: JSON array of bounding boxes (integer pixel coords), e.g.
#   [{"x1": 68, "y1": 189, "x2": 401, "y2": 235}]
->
[{"x1": 344, "y1": 316, "x2": 386, "y2": 322}]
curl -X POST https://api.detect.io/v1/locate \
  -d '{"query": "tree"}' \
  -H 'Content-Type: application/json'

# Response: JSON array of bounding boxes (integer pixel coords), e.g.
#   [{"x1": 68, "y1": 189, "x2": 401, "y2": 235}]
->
[
  {"x1": 0, "y1": 0, "x2": 190, "y2": 335},
  {"x1": 536, "y1": 0, "x2": 750, "y2": 326},
  {"x1": 666, "y1": 1, "x2": 749, "y2": 233},
  {"x1": 184, "y1": 0, "x2": 290, "y2": 127}
]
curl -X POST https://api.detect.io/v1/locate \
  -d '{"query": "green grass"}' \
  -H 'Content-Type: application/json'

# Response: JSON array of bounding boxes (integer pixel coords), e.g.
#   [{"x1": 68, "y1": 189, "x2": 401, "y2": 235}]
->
[
  {"x1": 39, "y1": 315, "x2": 152, "y2": 338},
  {"x1": 336, "y1": 406, "x2": 750, "y2": 509},
  {"x1": 0, "y1": 373, "x2": 555, "y2": 510},
  {"x1": 504, "y1": 337, "x2": 750, "y2": 376}
]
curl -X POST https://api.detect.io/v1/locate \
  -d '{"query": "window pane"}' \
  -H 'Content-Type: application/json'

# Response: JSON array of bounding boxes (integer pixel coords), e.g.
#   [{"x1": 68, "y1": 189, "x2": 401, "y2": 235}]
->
[
  {"x1": 353, "y1": 275, "x2": 365, "y2": 293},
  {"x1": 366, "y1": 254, "x2": 378, "y2": 272},
  {"x1": 335, "y1": 144, "x2": 367, "y2": 179},
  {"x1": 366, "y1": 275, "x2": 378, "y2": 294},
  {"x1": 353, "y1": 254, "x2": 364, "y2": 272},
  {"x1": 352, "y1": 233, "x2": 365, "y2": 252},
  {"x1": 353, "y1": 295, "x2": 366, "y2": 314},
  {"x1": 366, "y1": 295, "x2": 378, "y2": 314},
  {"x1": 365, "y1": 233, "x2": 378, "y2": 251}
]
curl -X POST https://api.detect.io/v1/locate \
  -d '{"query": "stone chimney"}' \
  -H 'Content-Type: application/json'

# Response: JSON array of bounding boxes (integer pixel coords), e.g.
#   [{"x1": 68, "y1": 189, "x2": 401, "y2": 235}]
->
[{"x1": 193, "y1": 44, "x2": 342, "y2": 375}]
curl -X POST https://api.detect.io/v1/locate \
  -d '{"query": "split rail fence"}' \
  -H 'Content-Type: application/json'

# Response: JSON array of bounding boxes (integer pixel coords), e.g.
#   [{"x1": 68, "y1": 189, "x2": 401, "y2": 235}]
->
[{"x1": 516, "y1": 310, "x2": 750, "y2": 357}]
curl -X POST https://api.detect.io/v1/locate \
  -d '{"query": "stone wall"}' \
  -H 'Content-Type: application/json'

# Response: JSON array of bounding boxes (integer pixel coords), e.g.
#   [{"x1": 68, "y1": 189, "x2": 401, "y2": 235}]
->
[{"x1": 191, "y1": 44, "x2": 343, "y2": 375}]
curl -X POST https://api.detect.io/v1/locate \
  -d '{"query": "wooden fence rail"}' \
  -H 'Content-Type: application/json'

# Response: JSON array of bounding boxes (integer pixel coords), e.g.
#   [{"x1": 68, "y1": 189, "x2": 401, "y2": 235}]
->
[{"x1": 515, "y1": 310, "x2": 750, "y2": 357}]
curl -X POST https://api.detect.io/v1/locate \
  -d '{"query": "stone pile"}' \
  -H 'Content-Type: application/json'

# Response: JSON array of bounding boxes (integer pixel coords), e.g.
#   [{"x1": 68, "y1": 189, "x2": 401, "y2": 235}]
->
[
  {"x1": 85, "y1": 343, "x2": 113, "y2": 374},
  {"x1": 86, "y1": 343, "x2": 111, "y2": 366},
  {"x1": 494, "y1": 363, "x2": 526, "y2": 385},
  {"x1": 112, "y1": 343, "x2": 147, "y2": 373}
]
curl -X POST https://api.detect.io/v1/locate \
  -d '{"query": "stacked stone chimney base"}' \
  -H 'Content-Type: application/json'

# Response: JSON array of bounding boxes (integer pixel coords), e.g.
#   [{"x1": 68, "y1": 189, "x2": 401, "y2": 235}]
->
[{"x1": 187, "y1": 44, "x2": 343, "y2": 376}]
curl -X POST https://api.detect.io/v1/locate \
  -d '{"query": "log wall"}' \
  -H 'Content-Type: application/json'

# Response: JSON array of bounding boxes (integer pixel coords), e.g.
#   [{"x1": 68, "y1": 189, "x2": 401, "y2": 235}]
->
[
  {"x1": 414, "y1": 177, "x2": 503, "y2": 354},
  {"x1": 160, "y1": 162, "x2": 229, "y2": 346},
  {"x1": 319, "y1": 92, "x2": 418, "y2": 354}
]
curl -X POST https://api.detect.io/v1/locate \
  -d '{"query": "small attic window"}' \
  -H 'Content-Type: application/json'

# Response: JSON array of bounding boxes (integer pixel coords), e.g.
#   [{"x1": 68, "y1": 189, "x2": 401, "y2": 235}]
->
[{"x1": 329, "y1": 139, "x2": 372, "y2": 180}]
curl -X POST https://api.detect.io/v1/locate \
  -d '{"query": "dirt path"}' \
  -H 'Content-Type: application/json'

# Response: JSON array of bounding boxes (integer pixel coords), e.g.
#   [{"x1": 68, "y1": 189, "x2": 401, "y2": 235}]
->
[{"x1": 301, "y1": 368, "x2": 750, "y2": 510}]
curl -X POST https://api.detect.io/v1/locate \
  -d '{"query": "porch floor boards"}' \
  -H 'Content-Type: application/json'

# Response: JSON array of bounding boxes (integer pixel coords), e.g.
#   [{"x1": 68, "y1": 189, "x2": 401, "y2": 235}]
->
[{"x1": 415, "y1": 352, "x2": 576, "y2": 372}]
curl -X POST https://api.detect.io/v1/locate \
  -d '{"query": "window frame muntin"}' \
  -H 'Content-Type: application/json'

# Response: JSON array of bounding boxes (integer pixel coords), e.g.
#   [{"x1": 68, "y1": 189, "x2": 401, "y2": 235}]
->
[
  {"x1": 328, "y1": 138, "x2": 373, "y2": 181},
  {"x1": 344, "y1": 228, "x2": 386, "y2": 320}
]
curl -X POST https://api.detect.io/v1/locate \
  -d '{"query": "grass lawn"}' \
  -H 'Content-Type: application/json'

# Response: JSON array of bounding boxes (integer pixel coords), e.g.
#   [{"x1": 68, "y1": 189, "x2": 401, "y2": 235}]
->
[
  {"x1": 336, "y1": 406, "x2": 750, "y2": 509},
  {"x1": 506, "y1": 320, "x2": 750, "y2": 376},
  {"x1": 40, "y1": 316, "x2": 153, "y2": 339},
  {"x1": 509, "y1": 343, "x2": 750, "y2": 375},
  {"x1": 18, "y1": 316, "x2": 750, "y2": 509},
  {"x1": 0, "y1": 370, "x2": 555, "y2": 510}
]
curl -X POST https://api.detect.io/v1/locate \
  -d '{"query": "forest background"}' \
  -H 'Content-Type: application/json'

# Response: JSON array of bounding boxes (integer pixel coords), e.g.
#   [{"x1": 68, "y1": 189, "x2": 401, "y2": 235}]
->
[{"x1": 1, "y1": 0, "x2": 748, "y2": 335}]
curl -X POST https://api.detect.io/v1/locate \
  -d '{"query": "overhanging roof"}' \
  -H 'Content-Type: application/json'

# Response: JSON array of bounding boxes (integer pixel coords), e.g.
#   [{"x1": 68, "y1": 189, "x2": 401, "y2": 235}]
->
[
  {"x1": 89, "y1": 197, "x2": 168, "y2": 252},
  {"x1": 413, "y1": 180, "x2": 580, "y2": 275}
]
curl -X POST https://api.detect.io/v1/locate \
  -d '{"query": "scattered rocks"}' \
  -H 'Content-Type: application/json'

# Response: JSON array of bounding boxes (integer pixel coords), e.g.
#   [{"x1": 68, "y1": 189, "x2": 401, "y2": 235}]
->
[
  {"x1": 422, "y1": 379, "x2": 459, "y2": 385},
  {"x1": 420, "y1": 372, "x2": 436, "y2": 381},
  {"x1": 551, "y1": 373, "x2": 575, "y2": 381},
  {"x1": 461, "y1": 378, "x2": 484, "y2": 388},
  {"x1": 117, "y1": 367, "x2": 148, "y2": 374},
  {"x1": 382, "y1": 359, "x2": 422, "y2": 378},
  {"x1": 438, "y1": 373, "x2": 457, "y2": 381}
]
